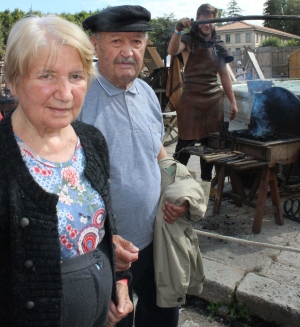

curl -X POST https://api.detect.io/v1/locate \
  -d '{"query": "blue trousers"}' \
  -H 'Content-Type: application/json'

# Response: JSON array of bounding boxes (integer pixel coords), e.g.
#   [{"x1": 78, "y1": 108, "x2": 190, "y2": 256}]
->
[{"x1": 117, "y1": 242, "x2": 179, "y2": 327}]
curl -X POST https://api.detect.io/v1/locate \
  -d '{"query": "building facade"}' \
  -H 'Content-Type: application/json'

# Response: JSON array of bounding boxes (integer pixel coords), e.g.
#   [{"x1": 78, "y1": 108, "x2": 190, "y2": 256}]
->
[{"x1": 216, "y1": 22, "x2": 300, "y2": 52}]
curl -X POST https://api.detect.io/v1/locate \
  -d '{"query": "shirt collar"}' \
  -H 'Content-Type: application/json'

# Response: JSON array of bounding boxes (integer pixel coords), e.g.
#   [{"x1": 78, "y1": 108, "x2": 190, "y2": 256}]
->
[{"x1": 94, "y1": 65, "x2": 139, "y2": 96}]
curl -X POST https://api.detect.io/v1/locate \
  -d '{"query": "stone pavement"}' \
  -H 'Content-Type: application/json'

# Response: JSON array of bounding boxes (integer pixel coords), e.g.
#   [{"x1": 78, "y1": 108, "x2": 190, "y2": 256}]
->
[{"x1": 165, "y1": 121, "x2": 300, "y2": 327}]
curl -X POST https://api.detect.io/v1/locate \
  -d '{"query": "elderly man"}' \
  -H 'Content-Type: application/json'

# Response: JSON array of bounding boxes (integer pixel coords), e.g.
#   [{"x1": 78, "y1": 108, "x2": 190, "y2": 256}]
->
[
  {"x1": 168, "y1": 3, "x2": 238, "y2": 193},
  {"x1": 78, "y1": 5, "x2": 188, "y2": 327}
]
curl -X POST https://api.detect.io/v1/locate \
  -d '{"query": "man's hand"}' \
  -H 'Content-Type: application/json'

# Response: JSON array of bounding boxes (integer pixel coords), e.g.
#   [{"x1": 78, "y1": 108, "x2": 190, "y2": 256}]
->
[
  {"x1": 162, "y1": 200, "x2": 190, "y2": 224},
  {"x1": 176, "y1": 17, "x2": 192, "y2": 31},
  {"x1": 106, "y1": 282, "x2": 133, "y2": 327},
  {"x1": 113, "y1": 235, "x2": 139, "y2": 272},
  {"x1": 229, "y1": 103, "x2": 238, "y2": 121}
]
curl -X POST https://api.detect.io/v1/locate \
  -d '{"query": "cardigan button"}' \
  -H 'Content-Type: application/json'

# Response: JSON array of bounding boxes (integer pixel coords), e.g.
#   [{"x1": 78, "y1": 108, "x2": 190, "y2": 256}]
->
[
  {"x1": 177, "y1": 297, "x2": 183, "y2": 302},
  {"x1": 25, "y1": 301, "x2": 35, "y2": 309},
  {"x1": 107, "y1": 179, "x2": 111, "y2": 184},
  {"x1": 20, "y1": 218, "x2": 30, "y2": 228},
  {"x1": 93, "y1": 249, "x2": 101, "y2": 259},
  {"x1": 24, "y1": 260, "x2": 34, "y2": 269}
]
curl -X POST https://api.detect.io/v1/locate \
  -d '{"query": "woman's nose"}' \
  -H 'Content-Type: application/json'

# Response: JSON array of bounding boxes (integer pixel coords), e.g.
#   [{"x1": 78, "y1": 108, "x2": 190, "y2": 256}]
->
[{"x1": 55, "y1": 78, "x2": 73, "y2": 102}]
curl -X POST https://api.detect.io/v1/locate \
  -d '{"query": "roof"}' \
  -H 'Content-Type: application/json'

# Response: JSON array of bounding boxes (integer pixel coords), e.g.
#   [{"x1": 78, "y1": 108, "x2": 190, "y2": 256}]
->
[{"x1": 216, "y1": 21, "x2": 300, "y2": 39}]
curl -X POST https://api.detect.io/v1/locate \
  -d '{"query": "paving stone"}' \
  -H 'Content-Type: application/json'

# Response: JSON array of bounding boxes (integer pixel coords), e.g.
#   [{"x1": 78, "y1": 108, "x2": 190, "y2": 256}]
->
[
  {"x1": 236, "y1": 273, "x2": 300, "y2": 327},
  {"x1": 262, "y1": 260, "x2": 300, "y2": 288},
  {"x1": 200, "y1": 258, "x2": 246, "y2": 303}
]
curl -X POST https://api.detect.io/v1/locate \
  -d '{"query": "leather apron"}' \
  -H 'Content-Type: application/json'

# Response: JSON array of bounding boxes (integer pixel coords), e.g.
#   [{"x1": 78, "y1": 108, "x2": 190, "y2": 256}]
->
[{"x1": 176, "y1": 45, "x2": 224, "y2": 140}]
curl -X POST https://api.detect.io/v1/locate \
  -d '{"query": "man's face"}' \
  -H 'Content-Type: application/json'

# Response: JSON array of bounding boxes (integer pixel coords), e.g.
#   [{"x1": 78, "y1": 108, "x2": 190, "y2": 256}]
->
[
  {"x1": 197, "y1": 13, "x2": 215, "y2": 39},
  {"x1": 92, "y1": 31, "x2": 148, "y2": 89}
]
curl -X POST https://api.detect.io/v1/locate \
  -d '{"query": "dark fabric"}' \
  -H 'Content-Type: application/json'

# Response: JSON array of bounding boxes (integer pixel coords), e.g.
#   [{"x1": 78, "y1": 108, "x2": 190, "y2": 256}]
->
[
  {"x1": 117, "y1": 243, "x2": 179, "y2": 327},
  {"x1": 174, "y1": 137, "x2": 214, "y2": 181},
  {"x1": 0, "y1": 110, "x2": 130, "y2": 327},
  {"x1": 82, "y1": 5, "x2": 153, "y2": 32},
  {"x1": 175, "y1": 45, "x2": 224, "y2": 140},
  {"x1": 61, "y1": 240, "x2": 112, "y2": 327},
  {"x1": 182, "y1": 28, "x2": 233, "y2": 63}
]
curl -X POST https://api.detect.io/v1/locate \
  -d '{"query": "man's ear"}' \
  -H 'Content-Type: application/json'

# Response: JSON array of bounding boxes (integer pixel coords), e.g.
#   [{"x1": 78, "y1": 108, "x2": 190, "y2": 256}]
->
[
  {"x1": 89, "y1": 35, "x2": 98, "y2": 58},
  {"x1": 89, "y1": 35, "x2": 97, "y2": 48}
]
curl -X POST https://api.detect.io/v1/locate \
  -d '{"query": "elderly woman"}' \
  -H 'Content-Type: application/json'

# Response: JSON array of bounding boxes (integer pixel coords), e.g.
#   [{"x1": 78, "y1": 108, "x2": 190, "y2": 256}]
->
[{"x1": 0, "y1": 15, "x2": 132, "y2": 327}]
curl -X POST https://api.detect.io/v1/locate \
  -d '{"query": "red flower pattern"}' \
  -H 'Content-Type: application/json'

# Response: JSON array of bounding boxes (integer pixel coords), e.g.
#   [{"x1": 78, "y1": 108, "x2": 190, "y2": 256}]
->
[{"x1": 61, "y1": 167, "x2": 79, "y2": 187}]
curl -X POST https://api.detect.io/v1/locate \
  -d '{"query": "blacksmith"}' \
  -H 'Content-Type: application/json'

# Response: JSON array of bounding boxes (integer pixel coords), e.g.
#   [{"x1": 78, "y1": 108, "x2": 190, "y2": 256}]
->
[{"x1": 168, "y1": 3, "x2": 238, "y2": 194}]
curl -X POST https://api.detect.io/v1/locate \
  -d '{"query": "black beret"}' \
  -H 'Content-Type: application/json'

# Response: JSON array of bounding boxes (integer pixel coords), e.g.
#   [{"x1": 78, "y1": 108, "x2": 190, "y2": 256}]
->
[{"x1": 82, "y1": 5, "x2": 153, "y2": 32}]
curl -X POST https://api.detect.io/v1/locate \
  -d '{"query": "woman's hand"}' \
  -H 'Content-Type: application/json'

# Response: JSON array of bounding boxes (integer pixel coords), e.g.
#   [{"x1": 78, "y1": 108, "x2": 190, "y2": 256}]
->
[{"x1": 106, "y1": 281, "x2": 133, "y2": 327}]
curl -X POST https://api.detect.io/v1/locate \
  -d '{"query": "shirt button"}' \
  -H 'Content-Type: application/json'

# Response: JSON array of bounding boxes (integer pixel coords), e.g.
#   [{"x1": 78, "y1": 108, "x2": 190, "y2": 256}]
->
[
  {"x1": 20, "y1": 218, "x2": 29, "y2": 228},
  {"x1": 177, "y1": 297, "x2": 183, "y2": 302},
  {"x1": 93, "y1": 249, "x2": 101, "y2": 259},
  {"x1": 24, "y1": 260, "x2": 34, "y2": 269},
  {"x1": 25, "y1": 301, "x2": 35, "y2": 309}
]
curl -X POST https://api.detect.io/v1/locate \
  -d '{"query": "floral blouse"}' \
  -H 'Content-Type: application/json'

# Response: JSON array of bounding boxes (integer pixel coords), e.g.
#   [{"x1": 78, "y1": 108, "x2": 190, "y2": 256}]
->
[{"x1": 16, "y1": 135, "x2": 106, "y2": 260}]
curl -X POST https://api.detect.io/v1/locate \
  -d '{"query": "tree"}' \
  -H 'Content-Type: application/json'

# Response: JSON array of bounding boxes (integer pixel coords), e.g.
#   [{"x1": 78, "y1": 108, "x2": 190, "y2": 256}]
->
[
  {"x1": 263, "y1": 0, "x2": 285, "y2": 30},
  {"x1": 263, "y1": 0, "x2": 300, "y2": 36},
  {"x1": 0, "y1": 24, "x2": 4, "y2": 60},
  {"x1": 149, "y1": 14, "x2": 177, "y2": 59},
  {"x1": 224, "y1": 0, "x2": 243, "y2": 17},
  {"x1": 283, "y1": 0, "x2": 300, "y2": 35},
  {"x1": 215, "y1": 8, "x2": 226, "y2": 28}
]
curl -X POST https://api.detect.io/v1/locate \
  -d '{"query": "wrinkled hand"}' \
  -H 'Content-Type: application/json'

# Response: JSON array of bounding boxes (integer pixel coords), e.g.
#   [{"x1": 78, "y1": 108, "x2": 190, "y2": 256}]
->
[
  {"x1": 162, "y1": 200, "x2": 190, "y2": 224},
  {"x1": 176, "y1": 17, "x2": 192, "y2": 31},
  {"x1": 113, "y1": 235, "x2": 139, "y2": 272},
  {"x1": 230, "y1": 103, "x2": 238, "y2": 121},
  {"x1": 106, "y1": 282, "x2": 133, "y2": 327}
]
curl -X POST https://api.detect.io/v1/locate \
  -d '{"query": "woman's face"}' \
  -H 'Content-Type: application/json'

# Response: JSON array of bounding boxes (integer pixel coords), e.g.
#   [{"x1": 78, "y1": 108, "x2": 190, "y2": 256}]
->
[{"x1": 12, "y1": 44, "x2": 87, "y2": 132}]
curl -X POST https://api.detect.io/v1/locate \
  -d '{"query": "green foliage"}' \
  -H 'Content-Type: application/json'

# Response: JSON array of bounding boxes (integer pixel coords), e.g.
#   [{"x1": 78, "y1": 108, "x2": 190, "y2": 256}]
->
[
  {"x1": 0, "y1": 9, "x2": 26, "y2": 45},
  {"x1": 215, "y1": 8, "x2": 226, "y2": 28},
  {"x1": 263, "y1": 0, "x2": 285, "y2": 30},
  {"x1": 224, "y1": 0, "x2": 243, "y2": 17},
  {"x1": 284, "y1": 38, "x2": 300, "y2": 46},
  {"x1": 60, "y1": 9, "x2": 102, "y2": 29},
  {"x1": 148, "y1": 14, "x2": 177, "y2": 59},
  {"x1": 0, "y1": 21, "x2": 4, "y2": 59},
  {"x1": 227, "y1": 293, "x2": 250, "y2": 321},
  {"x1": 260, "y1": 36, "x2": 300, "y2": 47},
  {"x1": 207, "y1": 293, "x2": 250, "y2": 322},
  {"x1": 263, "y1": 0, "x2": 300, "y2": 36},
  {"x1": 283, "y1": 0, "x2": 300, "y2": 35},
  {"x1": 260, "y1": 36, "x2": 282, "y2": 47},
  {"x1": 207, "y1": 301, "x2": 225, "y2": 318}
]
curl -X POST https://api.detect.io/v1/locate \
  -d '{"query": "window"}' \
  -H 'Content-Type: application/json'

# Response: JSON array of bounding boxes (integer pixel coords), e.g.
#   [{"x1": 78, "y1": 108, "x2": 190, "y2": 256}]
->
[
  {"x1": 235, "y1": 34, "x2": 241, "y2": 43},
  {"x1": 246, "y1": 33, "x2": 251, "y2": 42},
  {"x1": 226, "y1": 34, "x2": 231, "y2": 43},
  {"x1": 256, "y1": 33, "x2": 259, "y2": 42},
  {"x1": 236, "y1": 48, "x2": 240, "y2": 51}
]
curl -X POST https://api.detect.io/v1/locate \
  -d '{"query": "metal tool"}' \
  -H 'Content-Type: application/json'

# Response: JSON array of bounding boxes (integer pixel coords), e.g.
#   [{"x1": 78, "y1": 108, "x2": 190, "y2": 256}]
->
[
  {"x1": 192, "y1": 15, "x2": 300, "y2": 26},
  {"x1": 215, "y1": 154, "x2": 245, "y2": 163},
  {"x1": 226, "y1": 156, "x2": 254, "y2": 165}
]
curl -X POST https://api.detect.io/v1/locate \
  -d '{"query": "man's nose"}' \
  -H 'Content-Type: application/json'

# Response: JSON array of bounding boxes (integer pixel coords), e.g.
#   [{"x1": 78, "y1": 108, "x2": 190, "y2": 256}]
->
[{"x1": 120, "y1": 43, "x2": 134, "y2": 57}]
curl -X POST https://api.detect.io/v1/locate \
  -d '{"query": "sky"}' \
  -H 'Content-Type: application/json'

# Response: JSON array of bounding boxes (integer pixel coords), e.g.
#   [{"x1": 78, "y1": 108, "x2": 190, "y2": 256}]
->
[{"x1": 0, "y1": 0, "x2": 264, "y2": 25}]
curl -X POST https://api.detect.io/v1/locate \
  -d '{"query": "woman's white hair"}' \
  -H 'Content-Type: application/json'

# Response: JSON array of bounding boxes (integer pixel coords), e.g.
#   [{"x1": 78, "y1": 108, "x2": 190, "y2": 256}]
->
[{"x1": 4, "y1": 15, "x2": 97, "y2": 88}]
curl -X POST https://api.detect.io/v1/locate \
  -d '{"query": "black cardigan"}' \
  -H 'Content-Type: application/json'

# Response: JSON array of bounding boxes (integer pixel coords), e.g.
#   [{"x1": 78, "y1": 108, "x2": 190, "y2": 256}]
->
[{"x1": 0, "y1": 111, "x2": 128, "y2": 327}]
